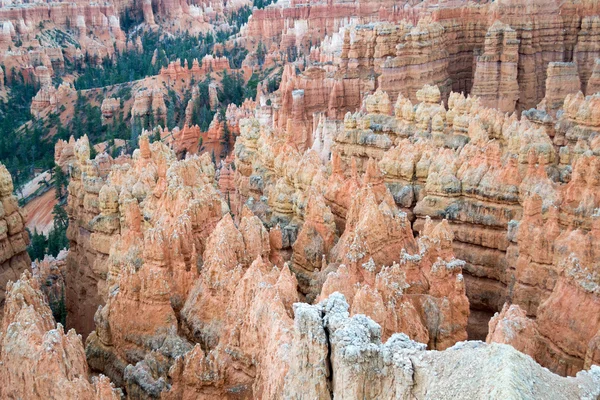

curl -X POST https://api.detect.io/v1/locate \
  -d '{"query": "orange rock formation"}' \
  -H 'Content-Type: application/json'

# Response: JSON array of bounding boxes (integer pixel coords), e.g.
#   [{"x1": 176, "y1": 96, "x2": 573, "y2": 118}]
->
[
  {"x1": 0, "y1": 162, "x2": 30, "y2": 321},
  {"x1": 0, "y1": 270, "x2": 121, "y2": 399},
  {"x1": 9, "y1": 0, "x2": 600, "y2": 396},
  {"x1": 233, "y1": 80, "x2": 600, "y2": 376},
  {"x1": 254, "y1": 0, "x2": 600, "y2": 122}
]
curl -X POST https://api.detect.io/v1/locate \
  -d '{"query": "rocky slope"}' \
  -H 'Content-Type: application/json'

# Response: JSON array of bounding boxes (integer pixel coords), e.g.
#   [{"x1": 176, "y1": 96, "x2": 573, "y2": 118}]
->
[
  {"x1": 0, "y1": 0, "x2": 251, "y2": 89},
  {"x1": 3, "y1": 85, "x2": 600, "y2": 396},
  {"x1": 50, "y1": 128, "x2": 469, "y2": 396},
  {"x1": 282, "y1": 292, "x2": 600, "y2": 400},
  {"x1": 3, "y1": 264, "x2": 599, "y2": 399}
]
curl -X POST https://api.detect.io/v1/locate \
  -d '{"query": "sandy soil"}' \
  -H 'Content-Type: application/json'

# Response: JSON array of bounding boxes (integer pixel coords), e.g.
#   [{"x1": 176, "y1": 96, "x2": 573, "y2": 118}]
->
[{"x1": 23, "y1": 188, "x2": 57, "y2": 235}]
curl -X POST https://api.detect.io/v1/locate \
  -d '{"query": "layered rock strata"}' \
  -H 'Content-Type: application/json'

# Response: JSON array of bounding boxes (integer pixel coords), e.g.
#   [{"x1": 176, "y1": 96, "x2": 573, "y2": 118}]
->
[
  {"x1": 255, "y1": 0, "x2": 600, "y2": 125},
  {"x1": 587, "y1": 58, "x2": 600, "y2": 94},
  {"x1": 471, "y1": 21, "x2": 520, "y2": 113},
  {"x1": 537, "y1": 62, "x2": 582, "y2": 117}
]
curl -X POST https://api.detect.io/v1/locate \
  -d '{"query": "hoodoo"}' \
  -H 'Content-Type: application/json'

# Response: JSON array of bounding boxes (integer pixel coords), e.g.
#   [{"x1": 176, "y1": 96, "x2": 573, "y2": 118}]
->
[{"x1": 2, "y1": 0, "x2": 600, "y2": 398}]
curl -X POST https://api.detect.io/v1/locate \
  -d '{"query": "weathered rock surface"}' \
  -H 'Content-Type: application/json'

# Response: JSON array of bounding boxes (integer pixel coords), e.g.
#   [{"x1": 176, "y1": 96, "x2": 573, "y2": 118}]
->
[
  {"x1": 537, "y1": 62, "x2": 582, "y2": 118},
  {"x1": 233, "y1": 80, "x2": 600, "y2": 377},
  {"x1": 60, "y1": 133, "x2": 222, "y2": 339},
  {"x1": 250, "y1": 0, "x2": 600, "y2": 120},
  {"x1": 17, "y1": 1, "x2": 600, "y2": 395},
  {"x1": 31, "y1": 250, "x2": 68, "y2": 322},
  {"x1": 471, "y1": 21, "x2": 520, "y2": 113},
  {"x1": 487, "y1": 303, "x2": 540, "y2": 359},
  {"x1": 587, "y1": 58, "x2": 600, "y2": 94},
  {"x1": 0, "y1": 162, "x2": 31, "y2": 321},
  {"x1": 284, "y1": 292, "x2": 600, "y2": 400},
  {"x1": 0, "y1": 270, "x2": 121, "y2": 399}
]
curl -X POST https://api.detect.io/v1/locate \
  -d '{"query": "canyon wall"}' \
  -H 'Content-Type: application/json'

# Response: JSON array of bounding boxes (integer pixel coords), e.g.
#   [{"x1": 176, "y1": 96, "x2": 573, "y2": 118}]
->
[
  {"x1": 0, "y1": 0, "x2": 126, "y2": 78},
  {"x1": 57, "y1": 133, "x2": 223, "y2": 338},
  {"x1": 0, "y1": 0, "x2": 249, "y2": 85},
  {"x1": 258, "y1": 0, "x2": 600, "y2": 131},
  {"x1": 54, "y1": 129, "x2": 472, "y2": 397},
  {"x1": 0, "y1": 162, "x2": 31, "y2": 321}
]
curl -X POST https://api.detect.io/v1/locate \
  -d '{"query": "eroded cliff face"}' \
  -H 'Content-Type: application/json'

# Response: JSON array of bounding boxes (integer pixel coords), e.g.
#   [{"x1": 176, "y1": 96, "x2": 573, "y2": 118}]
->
[
  {"x1": 0, "y1": 0, "x2": 252, "y2": 86},
  {"x1": 19, "y1": 0, "x2": 600, "y2": 393},
  {"x1": 488, "y1": 194, "x2": 600, "y2": 376},
  {"x1": 57, "y1": 132, "x2": 285, "y2": 397},
  {"x1": 253, "y1": 0, "x2": 600, "y2": 129},
  {"x1": 165, "y1": 291, "x2": 600, "y2": 399},
  {"x1": 233, "y1": 77, "x2": 600, "y2": 376},
  {"x1": 0, "y1": 0, "x2": 126, "y2": 82},
  {"x1": 0, "y1": 162, "x2": 31, "y2": 322},
  {"x1": 3, "y1": 261, "x2": 599, "y2": 399},
  {"x1": 0, "y1": 270, "x2": 121, "y2": 399},
  {"x1": 47, "y1": 119, "x2": 473, "y2": 397},
  {"x1": 45, "y1": 89, "x2": 600, "y2": 399},
  {"x1": 6, "y1": 0, "x2": 600, "y2": 396},
  {"x1": 58, "y1": 133, "x2": 223, "y2": 339},
  {"x1": 471, "y1": 21, "x2": 519, "y2": 113}
]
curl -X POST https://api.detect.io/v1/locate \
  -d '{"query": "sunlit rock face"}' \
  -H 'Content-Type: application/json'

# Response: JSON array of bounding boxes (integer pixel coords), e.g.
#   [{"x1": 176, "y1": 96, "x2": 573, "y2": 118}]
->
[
  {"x1": 536, "y1": 62, "x2": 582, "y2": 118},
  {"x1": 490, "y1": 203, "x2": 600, "y2": 376},
  {"x1": 49, "y1": 120, "x2": 467, "y2": 398},
  {"x1": 0, "y1": 0, "x2": 126, "y2": 82},
  {"x1": 57, "y1": 133, "x2": 222, "y2": 339},
  {"x1": 53, "y1": 134, "x2": 228, "y2": 394},
  {"x1": 47, "y1": 92, "x2": 600, "y2": 397},
  {"x1": 249, "y1": 0, "x2": 600, "y2": 116},
  {"x1": 0, "y1": 0, "x2": 251, "y2": 82},
  {"x1": 471, "y1": 21, "x2": 519, "y2": 114}
]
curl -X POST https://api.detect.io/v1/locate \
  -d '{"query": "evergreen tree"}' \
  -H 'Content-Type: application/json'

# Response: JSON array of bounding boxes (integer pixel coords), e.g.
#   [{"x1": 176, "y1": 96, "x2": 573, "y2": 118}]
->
[
  {"x1": 27, "y1": 228, "x2": 47, "y2": 262},
  {"x1": 218, "y1": 71, "x2": 245, "y2": 106},
  {"x1": 256, "y1": 41, "x2": 266, "y2": 67},
  {"x1": 52, "y1": 166, "x2": 68, "y2": 200},
  {"x1": 47, "y1": 204, "x2": 68, "y2": 257},
  {"x1": 219, "y1": 108, "x2": 231, "y2": 155},
  {"x1": 226, "y1": 192, "x2": 234, "y2": 218},
  {"x1": 244, "y1": 73, "x2": 259, "y2": 100},
  {"x1": 167, "y1": 101, "x2": 175, "y2": 129},
  {"x1": 130, "y1": 116, "x2": 142, "y2": 153},
  {"x1": 192, "y1": 77, "x2": 216, "y2": 131},
  {"x1": 149, "y1": 129, "x2": 161, "y2": 143},
  {"x1": 89, "y1": 144, "x2": 98, "y2": 160}
]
